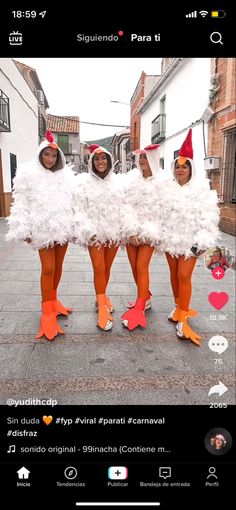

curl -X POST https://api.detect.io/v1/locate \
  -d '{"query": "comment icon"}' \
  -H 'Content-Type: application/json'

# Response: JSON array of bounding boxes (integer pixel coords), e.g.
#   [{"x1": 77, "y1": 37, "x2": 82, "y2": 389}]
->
[
  {"x1": 208, "y1": 335, "x2": 228, "y2": 354},
  {"x1": 159, "y1": 466, "x2": 171, "y2": 479}
]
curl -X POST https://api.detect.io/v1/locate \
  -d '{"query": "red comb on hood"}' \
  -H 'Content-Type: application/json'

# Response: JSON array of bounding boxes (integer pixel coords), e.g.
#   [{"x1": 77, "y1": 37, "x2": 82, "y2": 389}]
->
[
  {"x1": 45, "y1": 129, "x2": 55, "y2": 143},
  {"x1": 88, "y1": 144, "x2": 100, "y2": 153},
  {"x1": 179, "y1": 129, "x2": 193, "y2": 159},
  {"x1": 144, "y1": 144, "x2": 160, "y2": 151},
  {"x1": 134, "y1": 149, "x2": 146, "y2": 154}
]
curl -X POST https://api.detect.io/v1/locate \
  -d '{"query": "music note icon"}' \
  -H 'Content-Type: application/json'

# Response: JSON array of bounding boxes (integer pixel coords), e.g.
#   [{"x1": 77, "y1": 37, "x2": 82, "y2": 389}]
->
[{"x1": 7, "y1": 445, "x2": 16, "y2": 453}]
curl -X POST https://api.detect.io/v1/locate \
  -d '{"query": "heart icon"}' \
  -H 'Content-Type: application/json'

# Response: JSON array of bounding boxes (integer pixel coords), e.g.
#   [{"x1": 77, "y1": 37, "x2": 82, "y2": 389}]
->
[
  {"x1": 208, "y1": 292, "x2": 229, "y2": 310},
  {"x1": 42, "y1": 415, "x2": 53, "y2": 426}
]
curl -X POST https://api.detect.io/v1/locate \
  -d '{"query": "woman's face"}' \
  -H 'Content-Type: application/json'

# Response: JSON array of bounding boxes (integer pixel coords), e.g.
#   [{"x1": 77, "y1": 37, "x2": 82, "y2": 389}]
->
[
  {"x1": 174, "y1": 161, "x2": 191, "y2": 185},
  {"x1": 139, "y1": 153, "x2": 152, "y2": 178},
  {"x1": 93, "y1": 152, "x2": 108, "y2": 173},
  {"x1": 213, "y1": 250, "x2": 221, "y2": 259},
  {"x1": 215, "y1": 437, "x2": 224, "y2": 449},
  {"x1": 41, "y1": 147, "x2": 58, "y2": 169}
]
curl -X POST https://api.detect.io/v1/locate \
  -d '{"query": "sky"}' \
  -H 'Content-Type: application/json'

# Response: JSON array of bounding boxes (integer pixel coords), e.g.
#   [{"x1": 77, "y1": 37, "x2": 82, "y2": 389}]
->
[{"x1": 16, "y1": 58, "x2": 162, "y2": 141}]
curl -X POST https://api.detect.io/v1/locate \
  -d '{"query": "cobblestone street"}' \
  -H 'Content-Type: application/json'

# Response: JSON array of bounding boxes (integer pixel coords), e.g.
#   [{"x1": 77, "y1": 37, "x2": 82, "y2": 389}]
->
[{"x1": 0, "y1": 218, "x2": 235, "y2": 405}]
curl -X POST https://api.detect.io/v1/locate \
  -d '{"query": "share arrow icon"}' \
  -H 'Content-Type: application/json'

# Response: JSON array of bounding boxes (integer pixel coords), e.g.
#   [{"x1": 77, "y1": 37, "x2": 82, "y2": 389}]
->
[{"x1": 208, "y1": 381, "x2": 228, "y2": 396}]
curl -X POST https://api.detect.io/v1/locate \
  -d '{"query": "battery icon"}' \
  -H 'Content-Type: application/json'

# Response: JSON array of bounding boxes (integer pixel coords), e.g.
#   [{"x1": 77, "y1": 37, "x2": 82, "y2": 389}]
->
[{"x1": 211, "y1": 10, "x2": 227, "y2": 18}]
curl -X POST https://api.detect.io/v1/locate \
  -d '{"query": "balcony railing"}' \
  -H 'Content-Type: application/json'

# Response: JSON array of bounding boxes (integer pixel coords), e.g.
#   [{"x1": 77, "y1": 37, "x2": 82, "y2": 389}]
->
[
  {"x1": 220, "y1": 128, "x2": 236, "y2": 203},
  {"x1": 0, "y1": 90, "x2": 11, "y2": 132},
  {"x1": 151, "y1": 114, "x2": 166, "y2": 143}
]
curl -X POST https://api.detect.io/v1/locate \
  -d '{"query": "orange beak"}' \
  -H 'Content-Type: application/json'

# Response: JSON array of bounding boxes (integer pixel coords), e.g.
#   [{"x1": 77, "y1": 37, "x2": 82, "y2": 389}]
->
[{"x1": 178, "y1": 156, "x2": 188, "y2": 165}]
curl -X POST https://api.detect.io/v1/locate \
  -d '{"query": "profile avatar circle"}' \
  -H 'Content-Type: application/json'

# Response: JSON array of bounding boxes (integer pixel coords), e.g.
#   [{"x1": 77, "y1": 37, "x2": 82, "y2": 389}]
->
[{"x1": 204, "y1": 428, "x2": 232, "y2": 455}]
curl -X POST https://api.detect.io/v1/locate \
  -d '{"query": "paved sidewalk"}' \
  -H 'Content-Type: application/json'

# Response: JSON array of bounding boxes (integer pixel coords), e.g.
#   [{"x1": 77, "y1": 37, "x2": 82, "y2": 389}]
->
[{"x1": 0, "y1": 218, "x2": 235, "y2": 405}]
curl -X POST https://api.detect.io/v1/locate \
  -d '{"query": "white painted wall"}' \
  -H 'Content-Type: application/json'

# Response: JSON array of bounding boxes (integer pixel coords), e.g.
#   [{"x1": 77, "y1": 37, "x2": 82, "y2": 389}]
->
[
  {"x1": 140, "y1": 58, "x2": 211, "y2": 179},
  {"x1": 144, "y1": 75, "x2": 160, "y2": 97},
  {"x1": 0, "y1": 58, "x2": 38, "y2": 192}
]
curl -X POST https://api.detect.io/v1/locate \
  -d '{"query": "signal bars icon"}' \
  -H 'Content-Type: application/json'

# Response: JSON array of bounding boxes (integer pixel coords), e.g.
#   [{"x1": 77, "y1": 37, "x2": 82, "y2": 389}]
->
[
  {"x1": 186, "y1": 11, "x2": 197, "y2": 18},
  {"x1": 186, "y1": 10, "x2": 209, "y2": 18}
]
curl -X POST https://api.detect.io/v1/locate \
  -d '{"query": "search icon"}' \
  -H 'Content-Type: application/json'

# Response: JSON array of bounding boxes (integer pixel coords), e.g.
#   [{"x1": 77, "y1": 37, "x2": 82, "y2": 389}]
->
[{"x1": 210, "y1": 32, "x2": 223, "y2": 44}]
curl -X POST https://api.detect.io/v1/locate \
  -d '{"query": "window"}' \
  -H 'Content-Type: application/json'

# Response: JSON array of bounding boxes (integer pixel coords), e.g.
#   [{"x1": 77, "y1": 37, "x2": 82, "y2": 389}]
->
[
  {"x1": 0, "y1": 89, "x2": 11, "y2": 132},
  {"x1": 10, "y1": 153, "x2": 17, "y2": 189},
  {"x1": 57, "y1": 134, "x2": 69, "y2": 154},
  {"x1": 160, "y1": 157, "x2": 165, "y2": 169},
  {"x1": 151, "y1": 95, "x2": 166, "y2": 144},
  {"x1": 151, "y1": 114, "x2": 166, "y2": 143},
  {"x1": 220, "y1": 128, "x2": 236, "y2": 203},
  {"x1": 39, "y1": 114, "x2": 47, "y2": 140},
  {"x1": 160, "y1": 95, "x2": 166, "y2": 115}
]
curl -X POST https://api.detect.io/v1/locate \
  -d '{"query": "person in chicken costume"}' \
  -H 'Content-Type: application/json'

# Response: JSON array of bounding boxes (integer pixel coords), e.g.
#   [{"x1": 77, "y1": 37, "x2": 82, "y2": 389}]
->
[
  {"x1": 73, "y1": 144, "x2": 122, "y2": 331},
  {"x1": 6, "y1": 130, "x2": 74, "y2": 340},
  {"x1": 120, "y1": 144, "x2": 163, "y2": 331},
  {"x1": 162, "y1": 129, "x2": 220, "y2": 346}
]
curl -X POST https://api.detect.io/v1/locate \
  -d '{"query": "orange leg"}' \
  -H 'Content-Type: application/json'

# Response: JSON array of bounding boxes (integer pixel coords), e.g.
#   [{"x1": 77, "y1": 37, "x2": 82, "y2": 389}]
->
[
  {"x1": 88, "y1": 245, "x2": 119, "y2": 294},
  {"x1": 88, "y1": 246, "x2": 107, "y2": 294},
  {"x1": 136, "y1": 245, "x2": 155, "y2": 298},
  {"x1": 53, "y1": 243, "x2": 68, "y2": 291},
  {"x1": 165, "y1": 253, "x2": 179, "y2": 301},
  {"x1": 37, "y1": 246, "x2": 66, "y2": 339},
  {"x1": 165, "y1": 253, "x2": 197, "y2": 310},
  {"x1": 38, "y1": 244, "x2": 68, "y2": 301},
  {"x1": 121, "y1": 245, "x2": 154, "y2": 330},
  {"x1": 38, "y1": 247, "x2": 56, "y2": 301},
  {"x1": 104, "y1": 245, "x2": 119, "y2": 288},
  {"x1": 126, "y1": 244, "x2": 138, "y2": 285},
  {"x1": 178, "y1": 255, "x2": 197, "y2": 311}
]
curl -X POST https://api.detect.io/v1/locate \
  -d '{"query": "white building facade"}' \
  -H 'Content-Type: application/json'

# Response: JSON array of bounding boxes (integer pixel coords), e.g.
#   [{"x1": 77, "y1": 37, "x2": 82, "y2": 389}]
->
[
  {"x1": 139, "y1": 58, "x2": 211, "y2": 177},
  {"x1": 0, "y1": 58, "x2": 38, "y2": 216}
]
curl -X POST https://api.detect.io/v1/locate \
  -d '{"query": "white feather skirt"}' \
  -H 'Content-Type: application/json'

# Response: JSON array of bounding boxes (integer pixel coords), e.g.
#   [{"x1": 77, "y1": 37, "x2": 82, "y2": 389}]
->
[
  {"x1": 73, "y1": 172, "x2": 124, "y2": 246},
  {"x1": 6, "y1": 161, "x2": 75, "y2": 250},
  {"x1": 121, "y1": 169, "x2": 163, "y2": 247},
  {"x1": 160, "y1": 179, "x2": 220, "y2": 257}
]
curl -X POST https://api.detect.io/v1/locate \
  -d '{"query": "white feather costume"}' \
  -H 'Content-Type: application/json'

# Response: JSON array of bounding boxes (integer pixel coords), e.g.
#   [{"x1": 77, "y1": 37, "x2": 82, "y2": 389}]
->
[
  {"x1": 121, "y1": 147, "x2": 164, "y2": 247},
  {"x1": 160, "y1": 157, "x2": 220, "y2": 258},
  {"x1": 73, "y1": 146, "x2": 123, "y2": 246},
  {"x1": 6, "y1": 139, "x2": 75, "y2": 250}
]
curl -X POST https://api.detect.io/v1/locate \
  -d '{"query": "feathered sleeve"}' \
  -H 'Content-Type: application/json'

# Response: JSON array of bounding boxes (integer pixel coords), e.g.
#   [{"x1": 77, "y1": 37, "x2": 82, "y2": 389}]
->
[
  {"x1": 5, "y1": 162, "x2": 32, "y2": 242},
  {"x1": 194, "y1": 181, "x2": 220, "y2": 250},
  {"x1": 73, "y1": 173, "x2": 96, "y2": 245},
  {"x1": 120, "y1": 169, "x2": 140, "y2": 241}
]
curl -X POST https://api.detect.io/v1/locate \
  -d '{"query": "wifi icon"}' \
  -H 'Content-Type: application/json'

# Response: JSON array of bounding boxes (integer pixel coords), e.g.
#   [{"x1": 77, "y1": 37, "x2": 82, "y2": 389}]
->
[{"x1": 199, "y1": 10, "x2": 208, "y2": 17}]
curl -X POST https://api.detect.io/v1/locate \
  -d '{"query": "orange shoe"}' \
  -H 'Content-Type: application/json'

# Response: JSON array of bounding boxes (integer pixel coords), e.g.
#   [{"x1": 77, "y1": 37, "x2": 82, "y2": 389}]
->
[
  {"x1": 105, "y1": 295, "x2": 114, "y2": 313},
  {"x1": 35, "y1": 301, "x2": 64, "y2": 341},
  {"x1": 176, "y1": 309, "x2": 201, "y2": 346},
  {"x1": 52, "y1": 290, "x2": 73, "y2": 316},
  {"x1": 96, "y1": 294, "x2": 113, "y2": 331},
  {"x1": 95, "y1": 296, "x2": 114, "y2": 313},
  {"x1": 168, "y1": 298, "x2": 197, "y2": 322}
]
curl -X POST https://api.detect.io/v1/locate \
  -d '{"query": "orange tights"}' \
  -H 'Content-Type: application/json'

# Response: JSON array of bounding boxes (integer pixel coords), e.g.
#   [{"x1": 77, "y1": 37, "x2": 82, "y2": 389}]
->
[
  {"x1": 38, "y1": 244, "x2": 68, "y2": 302},
  {"x1": 165, "y1": 253, "x2": 197, "y2": 311},
  {"x1": 126, "y1": 244, "x2": 154, "y2": 299},
  {"x1": 88, "y1": 245, "x2": 119, "y2": 294}
]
